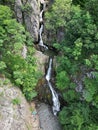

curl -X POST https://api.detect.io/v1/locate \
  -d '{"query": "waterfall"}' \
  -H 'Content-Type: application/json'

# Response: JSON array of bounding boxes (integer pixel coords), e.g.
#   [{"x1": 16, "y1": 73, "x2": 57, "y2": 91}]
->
[
  {"x1": 39, "y1": 24, "x2": 48, "y2": 49},
  {"x1": 40, "y1": 10, "x2": 44, "y2": 22},
  {"x1": 39, "y1": 24, "x2": 44, "y2": 37},
  {"x1": 39, "y1": 0, "x2": 60, "y2": 115},
  {"x1": 46, "y1": 58, "x2": 52, "y2": 81},
  {"x1": 39, "y1": 1, "x2": 48, "y2": 49},
  {"x1": 46, "y1": 58, "x2": 60, "y2": 115}
]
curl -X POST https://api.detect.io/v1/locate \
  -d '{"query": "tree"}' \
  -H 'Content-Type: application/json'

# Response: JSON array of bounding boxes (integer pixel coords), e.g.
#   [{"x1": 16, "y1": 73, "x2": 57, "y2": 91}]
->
[
  {"x1": 45, "y1": 0, "x2": 72, "y2": 43},
  {"x1": 85, "y1": 0, "x2": 98, "y2": 26}
]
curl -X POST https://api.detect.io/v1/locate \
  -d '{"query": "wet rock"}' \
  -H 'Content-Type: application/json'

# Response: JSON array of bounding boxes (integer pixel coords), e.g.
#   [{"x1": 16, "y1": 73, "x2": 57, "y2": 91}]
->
[
  {"x1": 37, "y1": 103, "x2": 62, "y2": 130},
  {"x1": 36, "y1": 77, "x2": 53, "y2": 105}
]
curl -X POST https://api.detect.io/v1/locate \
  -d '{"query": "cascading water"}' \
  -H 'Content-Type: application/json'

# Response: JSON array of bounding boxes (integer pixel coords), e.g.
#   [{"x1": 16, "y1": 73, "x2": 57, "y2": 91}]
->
[
  {"x1": 46, "y1": 58, "x2": 60, "y2": 115},
  {"x1": 39, "y1": 1, "x2": 48, "y2": 49},
  {"x1": 39, "y1": 24, "x2": 48, "y2": 49},
  {"x1": 39, "y1": 0, "x2": 60, "y2": 115}
]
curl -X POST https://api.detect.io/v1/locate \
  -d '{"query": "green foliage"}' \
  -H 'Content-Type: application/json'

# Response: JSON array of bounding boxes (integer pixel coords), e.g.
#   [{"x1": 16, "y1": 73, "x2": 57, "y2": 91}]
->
[
  {"x1": 56, "y1": 71, "x2": 70, "y2": 90},
  {"x1": 21, "y1": 3, "x2": 32, "y2": 13},
  {"x1": 63, "y1": 89, "x2": 79, "y2": 102},
  {"x1": 85, "y1": 0, "x2": 98, "y2": 26},
  {"x1": 0, "y1": 5, "x2": 12, "y2": 23},
  {"x1": 0, "y1": 61, "x2": 6, "y2": 71},
  {"x1": 45, "y1": 0, "x2": 98, "y2": 129},
  {"x1": 0, "y1": 5, "x2": 38, "y2": 101},
  {"x1": 45, "y1": 0, "x2": 72, "y2": 30},
  {"x1": 45, "y1": 0, "x2": 72, "y2": 43},
  {"x1": 59, "y1": 102, "x2": 98, "y2": 130},
  {"x1": 53, "y1": 3, "x2": 98, "y2": 84},
  {"x1": 3, "y1": 78, "x2": 10, "y2": 85},
  {"x1": 0, "y1": 0, "x2": 15, "y2": 9},
  {"x1": 12, "y1": 97, "x2": 21, "y2": 105},
  {"x1": 4, "y1": 53, "x2": 38, "y2": 101},
  {"x1": 72, "y1": 0, "x2": 88, "y2": 7},
  {"x1": 83, "y1": 73, "x2": 98, "y2": 108}
]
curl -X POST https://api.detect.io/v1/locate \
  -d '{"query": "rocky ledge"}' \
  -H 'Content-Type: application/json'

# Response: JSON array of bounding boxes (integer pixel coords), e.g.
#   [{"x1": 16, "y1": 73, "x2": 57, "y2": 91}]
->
[{"x1": 0, "y1": 77, "x2": 40, "y2": 130}]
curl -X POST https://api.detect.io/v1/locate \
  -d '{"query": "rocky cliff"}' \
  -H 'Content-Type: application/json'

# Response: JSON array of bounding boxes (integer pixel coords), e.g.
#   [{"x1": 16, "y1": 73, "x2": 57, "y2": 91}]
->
[
  {"x1": 14, "y1": 0, "x2": 40, "y2": 42},
  {"x1": 0, "y1": 77, "x2": 40, "y2": 130}
]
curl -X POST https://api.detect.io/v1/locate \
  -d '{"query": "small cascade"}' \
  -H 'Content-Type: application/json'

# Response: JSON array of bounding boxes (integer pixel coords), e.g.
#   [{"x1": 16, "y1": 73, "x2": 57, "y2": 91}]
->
[
  {"x1": 40, "y1": 10, "x2": 44, "y2": 22},
  {"x1": 46, "y1": 58, "x2": 60, "y2": 115},
  {"x1": 39, "y1": 1, "x2": 48, "y2": 49},
  {"x1": 39, "y1": 24, "x2": 48, "y2": 49},
  {"x1": 39, "y1": 24, "x2": 44, "y2": 37}
]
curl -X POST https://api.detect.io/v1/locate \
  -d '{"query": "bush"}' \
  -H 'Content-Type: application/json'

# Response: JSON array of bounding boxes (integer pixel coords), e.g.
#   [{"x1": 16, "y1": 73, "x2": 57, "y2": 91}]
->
[
  {"x1": 45, "y1": 0, "x2": 98, "y2": 129},
  {"x1": 0, "y1": 5, "x2": 38, "y2": 101}
]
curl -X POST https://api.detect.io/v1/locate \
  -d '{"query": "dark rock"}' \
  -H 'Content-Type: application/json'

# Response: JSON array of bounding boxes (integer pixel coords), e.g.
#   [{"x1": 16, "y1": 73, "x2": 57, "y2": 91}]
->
[{"x1": 36, "y1": 77, "x2": 53, "y2": 105}]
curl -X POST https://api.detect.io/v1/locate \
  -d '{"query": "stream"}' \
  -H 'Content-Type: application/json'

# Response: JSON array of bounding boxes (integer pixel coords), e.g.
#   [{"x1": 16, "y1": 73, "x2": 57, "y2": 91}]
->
[
  {"x1": 39, "y1": 0, "x2": 60, "y2": 116},
  {"x1": 46, "y1": 58, "x2": 60, "y2": 115}
]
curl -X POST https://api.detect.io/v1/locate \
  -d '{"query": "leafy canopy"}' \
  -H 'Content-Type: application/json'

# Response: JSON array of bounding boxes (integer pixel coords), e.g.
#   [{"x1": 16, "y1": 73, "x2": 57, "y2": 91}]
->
[{"x1": 45, "y1": 0, "x2": 98, "y2": 129}]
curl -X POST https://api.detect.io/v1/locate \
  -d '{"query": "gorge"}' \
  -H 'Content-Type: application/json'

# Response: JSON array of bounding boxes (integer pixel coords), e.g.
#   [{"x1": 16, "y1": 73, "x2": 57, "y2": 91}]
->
[{"x1": 0, "y1": 0, "x2": 98, "y2": 129}]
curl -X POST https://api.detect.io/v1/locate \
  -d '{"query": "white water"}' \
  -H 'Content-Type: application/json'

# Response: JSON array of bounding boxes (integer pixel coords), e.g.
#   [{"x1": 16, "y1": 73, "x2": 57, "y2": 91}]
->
[
  {"x1": 46, "y1": 58, "x2": 52, "y2": 81},
  {"x1": 39, "y1": 24, "x2": 44, "y2": 37},
  {"x1": 46, "y1": 58, "x2": 60, "y2": 115},
  {"x1": 40, "y1": 10, "x2": 44, "y2": 22},
  {"x1": 39, "y1": 2, "x2": 48, "y2": 49},
  {"x1": 39, "y1": 0, "x2": 60, "y2": 115}
]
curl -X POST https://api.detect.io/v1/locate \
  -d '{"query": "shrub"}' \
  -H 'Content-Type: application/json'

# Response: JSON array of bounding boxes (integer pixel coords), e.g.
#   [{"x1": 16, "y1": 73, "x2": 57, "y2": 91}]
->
[{"x1": 0, "y1": 5, "x2": 38, "y2": 101}]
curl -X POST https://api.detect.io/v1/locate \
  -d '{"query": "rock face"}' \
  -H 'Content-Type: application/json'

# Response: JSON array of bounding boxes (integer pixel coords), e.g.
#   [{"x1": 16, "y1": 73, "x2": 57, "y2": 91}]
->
[
  {"x1": 36, "y1": 77, "x2": 53, "y2": 105},
  {"x1": 37, "y1": 103, "x2": 62, "y2": 130},
  {"x1": 14, "y1": 0, "x2": 40, "y2": 42},
  {"x1": 14, "y1": 0, "x2": 53, "y2": 43},
  {"x1": 34, "y1": 50, "x2": 49, "y2": 74},
  {"x1": 0, "y1": 78, "x2": 39, "y2": 130},
  {"x1": 14, "y1": 0, "x2": 23, "y2": 23}
]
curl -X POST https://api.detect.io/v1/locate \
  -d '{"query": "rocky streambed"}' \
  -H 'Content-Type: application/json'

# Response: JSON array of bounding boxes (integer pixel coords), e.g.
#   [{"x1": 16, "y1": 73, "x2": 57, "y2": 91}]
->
[{"x1": 36, "y1": 102, "x2": 62, "y2": 130}]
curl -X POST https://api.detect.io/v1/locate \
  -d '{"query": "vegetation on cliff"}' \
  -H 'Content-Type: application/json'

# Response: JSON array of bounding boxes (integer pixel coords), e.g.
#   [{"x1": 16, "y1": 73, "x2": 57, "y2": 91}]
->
[
  {"x1": 45, "y1": 0, "x2": 98, "y2": 129},
  {"x1": 0, "y1": 4, "x2": 38, "y2": 101}
]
